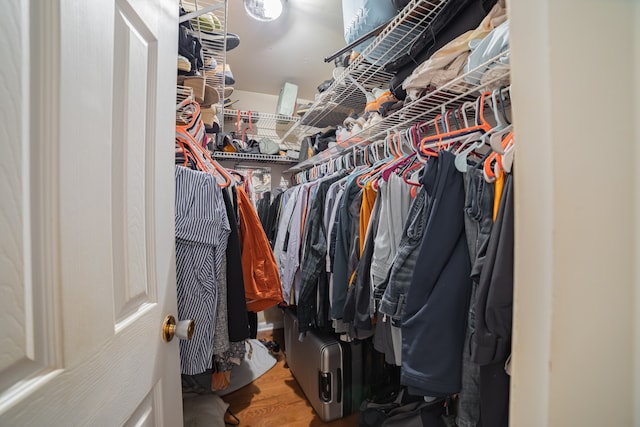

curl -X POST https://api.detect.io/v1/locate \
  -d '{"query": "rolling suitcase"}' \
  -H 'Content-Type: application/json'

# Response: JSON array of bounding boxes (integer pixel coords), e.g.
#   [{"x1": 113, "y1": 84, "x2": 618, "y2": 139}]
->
[{"x1": 283, "y1": 308, "x2": 363, "y2": 422}]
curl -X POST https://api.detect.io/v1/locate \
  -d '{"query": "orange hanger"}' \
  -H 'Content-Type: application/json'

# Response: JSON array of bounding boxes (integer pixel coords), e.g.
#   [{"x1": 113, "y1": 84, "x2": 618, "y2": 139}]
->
[
  {"x1": 176, "y1": 134, "x2": 232, "y2": 187},
  {"x1": 411, "y1": 122, "x2": 438, "y2": 160},
  {"x1": 420, "y1": 92, "x2": 494, "y2": 155}
]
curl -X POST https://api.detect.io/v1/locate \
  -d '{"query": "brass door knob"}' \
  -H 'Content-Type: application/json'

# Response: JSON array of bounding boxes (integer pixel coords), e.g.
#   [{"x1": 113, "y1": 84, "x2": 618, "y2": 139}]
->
[{"x1": 162, "y1": 315, "x2": 195, "y2": 342}]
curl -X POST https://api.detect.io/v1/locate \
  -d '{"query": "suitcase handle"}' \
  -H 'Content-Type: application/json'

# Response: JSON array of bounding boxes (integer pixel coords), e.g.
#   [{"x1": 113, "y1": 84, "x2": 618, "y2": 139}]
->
[
  {"x1": 319, "y1": 372, "x2": 332, "y2": 402},
  {"x1": 318, "y1": 370, "x2": 343, "y2": 403}
]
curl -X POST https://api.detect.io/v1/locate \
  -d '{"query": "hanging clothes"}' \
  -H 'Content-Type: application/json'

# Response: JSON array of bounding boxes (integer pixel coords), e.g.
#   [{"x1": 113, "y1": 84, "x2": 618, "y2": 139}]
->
[
  {"x1": 342, "y1": 190, "x2": 382, "y2": 340},
  {"x1": 370, "y1": 173, "x2": 413, "y2": 287},
  {"x1": 212, "y1": 250, "x2": 230, "y2": 356},
  {"x1": 175, "y1": 166, "x2": 230, "y2": 375},
  {"x1": 331, "y1": 174, "x2": 365, "y2": 321},
  {"x1": 274, "y1": 185, "x2": 306, "y2": 304},
  {"x1": 264, "y1": 191, "x2": 284, "y2": 247},
  {"x1": 374, "y1": 186, "x2": 428, "y2": 326},
  {"x1": 472, "y1": 171, "x2": 514, "y2": 427},
  {"x1": 346, "y1": 172, "x2": 413, "y2": 344},
  {"x1": 221, "y1": 188, "x2": 250, "y2": 342},
  {"x1": 325, "y1": 177, "x2": 349, "y2": 331},
  {"x1": 401, "y1": 151, "x2": 472, "y2": 398},
  {"x1": 457, "y1": 165, "x2": 495, "y2": 427},
  {"x1": 359, "y1": 182, "x2": 378, "y2": 255},
  {"x1": 297, "y1": 173, "x2": 346, "y2": 332},
  {"x1": 272, "y1": 81, "x2": 517, "y2": 427},
  {"x1": 236, "y1": 186, "x2": 284, "y2": 312}
]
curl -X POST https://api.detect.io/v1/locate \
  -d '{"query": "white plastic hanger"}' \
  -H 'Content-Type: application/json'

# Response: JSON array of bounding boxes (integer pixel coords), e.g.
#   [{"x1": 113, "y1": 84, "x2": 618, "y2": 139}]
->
[
  {"x1": 453, "y1": 131, "x2": 486, "y2": 172},
  {"x1": 489, "y1": 87, "x2": 513, "y2": 154}
]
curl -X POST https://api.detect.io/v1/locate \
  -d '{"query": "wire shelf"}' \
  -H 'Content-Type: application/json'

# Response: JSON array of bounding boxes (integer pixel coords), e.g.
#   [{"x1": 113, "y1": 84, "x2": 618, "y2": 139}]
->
[
  {"x1": 176, "y1": 85, "x2": 193, "y2": 106},
  {"x1": 211, "y1": 151, "x2": 299, "y2": 164},
  {"x1": 180, "y1": 0, "x2": 228, "y2": 106},
  {"x1": 222, "y1": 109, "x2": 301, "y2": 149},
  {"x1": 286, "y1": 50, "x2": 511, "y2": 173},
  {"x1": 280, "y1": 0, "x2": 446, "y2": 141}
]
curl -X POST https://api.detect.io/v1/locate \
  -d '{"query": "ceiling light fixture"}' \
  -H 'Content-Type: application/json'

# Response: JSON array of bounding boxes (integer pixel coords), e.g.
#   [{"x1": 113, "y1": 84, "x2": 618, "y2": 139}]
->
[{"x1": 244, "y1": 0, "x2": 284, "y2": 22}]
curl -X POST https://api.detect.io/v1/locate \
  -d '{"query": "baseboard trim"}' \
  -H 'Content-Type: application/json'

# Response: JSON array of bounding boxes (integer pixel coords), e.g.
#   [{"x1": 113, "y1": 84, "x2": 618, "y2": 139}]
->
[{"x1": 257, "y1": 320, "x2": 284, "y2": 332}]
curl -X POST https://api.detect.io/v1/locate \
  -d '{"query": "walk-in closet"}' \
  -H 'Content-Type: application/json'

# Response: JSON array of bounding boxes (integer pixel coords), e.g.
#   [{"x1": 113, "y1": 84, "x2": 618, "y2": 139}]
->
[{"x1": 1, "y1": 0, "x2": 639, "y2": 426}]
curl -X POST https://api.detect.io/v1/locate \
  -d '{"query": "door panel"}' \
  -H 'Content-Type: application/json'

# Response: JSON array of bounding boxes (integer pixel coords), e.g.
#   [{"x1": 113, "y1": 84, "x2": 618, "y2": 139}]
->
[
  {"x1": 112, "y1": 0, "x2": 157, "y2": 324},
  {"x1": 0, "y1": 0, "x2": 54, "y2": 402},
  {"x1": 0, "y1": 0, "x2": 181, "y2": 425},
  {"x1": 0, "y1": 0, "x2": 26, "y2": 374},
  {"x1": 124, "y1": 386, "x2": 162, "y2": 427}
]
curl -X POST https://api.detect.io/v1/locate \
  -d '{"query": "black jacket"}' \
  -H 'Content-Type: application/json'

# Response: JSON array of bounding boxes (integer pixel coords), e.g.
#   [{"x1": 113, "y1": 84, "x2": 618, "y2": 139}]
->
[{"x1": 472, "y1": 172, "x2": 514, "y2": 366}]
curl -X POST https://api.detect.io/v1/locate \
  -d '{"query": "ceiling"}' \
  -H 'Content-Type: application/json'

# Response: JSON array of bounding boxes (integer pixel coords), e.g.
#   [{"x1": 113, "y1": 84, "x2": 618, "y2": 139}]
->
[{"x1": 225, "y1": 0, "x2": 347, "y2": 101}]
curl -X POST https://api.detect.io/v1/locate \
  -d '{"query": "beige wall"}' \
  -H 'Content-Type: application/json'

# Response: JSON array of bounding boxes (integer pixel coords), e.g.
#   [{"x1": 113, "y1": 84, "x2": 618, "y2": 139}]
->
[
  {"x1": 231, "y1": 89, "x2": 279, "y2": 113},
  {"x1": 509, "y1": 0, "x2": 640, "y2": 425},
  {"x1": 230, "y1": 89, "x2": 313, "y2": 115}
]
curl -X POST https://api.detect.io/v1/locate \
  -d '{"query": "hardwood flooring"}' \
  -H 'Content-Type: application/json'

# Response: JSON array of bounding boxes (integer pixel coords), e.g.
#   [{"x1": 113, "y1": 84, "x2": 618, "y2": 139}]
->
[{"x1": 221, "y1": 329, "x2": 359, "y2": 427}]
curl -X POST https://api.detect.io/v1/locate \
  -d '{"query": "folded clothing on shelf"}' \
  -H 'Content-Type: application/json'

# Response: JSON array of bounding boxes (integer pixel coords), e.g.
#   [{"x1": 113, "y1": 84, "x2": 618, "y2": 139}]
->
[
  {"x1": 464, "y1": 19, "x2": 510, "y2": 86},
  {"x1": 401, "y1": 0, "x2": 507, "y2": 101},
  {"x1": 178, "y1": 24, "x2": 204, "y2": 74},
  {"x1": 178, "y1": 54, "x2": 191, "y2": 72},
  {"x1": 386, "y1": 0, "x2": 499, "y2": 100},
  {"x1": 189, "y1": 11, "x2": 222, "y2": 33},
  {"x1": 314, "y1": 128, "x2": 337, "y2": 154}
]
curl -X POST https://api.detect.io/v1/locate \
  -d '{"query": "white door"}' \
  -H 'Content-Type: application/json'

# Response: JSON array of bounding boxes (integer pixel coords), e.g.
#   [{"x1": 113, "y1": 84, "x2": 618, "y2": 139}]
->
[{"x1": 0, "y1": 0, "x2": 183, "y2": 425}]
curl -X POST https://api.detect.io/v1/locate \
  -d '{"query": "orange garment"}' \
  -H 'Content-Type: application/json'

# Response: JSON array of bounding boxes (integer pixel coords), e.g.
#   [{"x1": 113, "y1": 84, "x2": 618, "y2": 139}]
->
[
  {"x1": 359, "y1": 182, "x2": 378, "y2": 255},
  {"x1": 236, "y1": 187, "x2": 284, "y2": 312},
  {"x1": 493, "y1": 172, "x2": 504, "y2": 222}
]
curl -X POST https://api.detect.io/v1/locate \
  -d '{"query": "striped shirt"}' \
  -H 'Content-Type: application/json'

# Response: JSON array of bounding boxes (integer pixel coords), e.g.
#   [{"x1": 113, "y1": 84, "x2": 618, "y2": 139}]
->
[{"x1": 175, "y1": 166, "x2": 230, "y2": 375}]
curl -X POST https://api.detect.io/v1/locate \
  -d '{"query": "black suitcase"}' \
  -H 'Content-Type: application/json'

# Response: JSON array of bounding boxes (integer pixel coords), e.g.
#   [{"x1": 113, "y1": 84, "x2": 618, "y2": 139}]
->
[{"x1": 283, "y1": 308, "x2": 363, "y2": 422}]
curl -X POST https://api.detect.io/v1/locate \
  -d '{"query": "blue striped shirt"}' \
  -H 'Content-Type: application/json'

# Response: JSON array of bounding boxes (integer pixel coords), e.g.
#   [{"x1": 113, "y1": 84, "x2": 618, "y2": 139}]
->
[{"x1": 175, "y1": 166, "x2": 230, "y2": 375}]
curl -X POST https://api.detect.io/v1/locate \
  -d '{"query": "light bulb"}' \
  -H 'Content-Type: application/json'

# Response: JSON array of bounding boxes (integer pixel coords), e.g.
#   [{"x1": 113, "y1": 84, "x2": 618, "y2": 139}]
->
[{"x1": 244, "y1": 0, "x2": 283, "y2": 22}]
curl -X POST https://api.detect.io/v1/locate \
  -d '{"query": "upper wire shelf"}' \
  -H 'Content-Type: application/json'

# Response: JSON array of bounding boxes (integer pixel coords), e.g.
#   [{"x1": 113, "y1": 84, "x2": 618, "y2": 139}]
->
[
  {"x1": 176, "y1": 85, "x2": 193, "y2": 106},
  {"x1": 286, "y1": 50, "x2": 511, "y2": 173},
  {"x1": 280, "y1": 0, "x2": 446, "y2": 141},
  {"x1": 180, "y1": 0, "x2": 228, "y2": 103}
]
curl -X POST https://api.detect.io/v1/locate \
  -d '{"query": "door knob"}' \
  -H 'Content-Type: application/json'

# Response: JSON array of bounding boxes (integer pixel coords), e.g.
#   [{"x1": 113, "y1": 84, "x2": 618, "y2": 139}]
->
[{"x1": 162, "y1": 314, "x2": 195, "y2": 342}]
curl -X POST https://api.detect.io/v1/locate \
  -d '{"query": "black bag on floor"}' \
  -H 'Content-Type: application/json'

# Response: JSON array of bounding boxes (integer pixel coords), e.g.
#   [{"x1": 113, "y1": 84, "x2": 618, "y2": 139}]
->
[{"x1": 359, "y1": 387, "x2": 448, "y2": 427}]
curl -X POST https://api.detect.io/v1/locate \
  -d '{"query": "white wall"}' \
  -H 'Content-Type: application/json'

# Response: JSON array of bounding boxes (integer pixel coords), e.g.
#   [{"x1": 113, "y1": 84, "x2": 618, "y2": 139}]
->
[
  {"x1": 231, "y1": 89, "x2": 279, "y2": 113},
  {"x1": 230, "y1": 89, "x2": 314, "y2": 115},
  {"x1": 509, "y1": 0, "x2": 640, "y2": 426}
]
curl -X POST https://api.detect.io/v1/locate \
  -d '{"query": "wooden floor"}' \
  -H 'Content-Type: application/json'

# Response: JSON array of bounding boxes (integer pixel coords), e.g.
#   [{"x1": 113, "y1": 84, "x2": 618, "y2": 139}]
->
[{"x1": 221, "y1": 329, "x2": 359, "y2": 427}]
